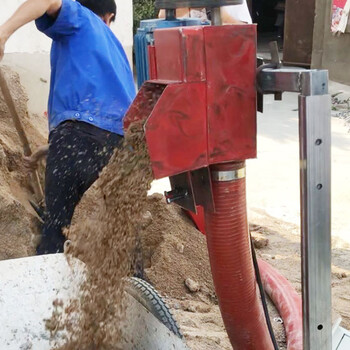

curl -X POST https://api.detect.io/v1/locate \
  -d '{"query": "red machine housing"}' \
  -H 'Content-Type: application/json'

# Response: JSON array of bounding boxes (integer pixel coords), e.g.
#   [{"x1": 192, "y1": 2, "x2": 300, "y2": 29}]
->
[{"x1": 125, "y1": 25, "x2": 257, "y2": 179}]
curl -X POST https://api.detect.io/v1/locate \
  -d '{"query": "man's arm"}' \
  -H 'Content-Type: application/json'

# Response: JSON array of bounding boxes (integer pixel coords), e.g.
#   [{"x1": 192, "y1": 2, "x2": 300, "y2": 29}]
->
[{"x1": 0, "y1": 0, "x2": 62, "y2": 61}]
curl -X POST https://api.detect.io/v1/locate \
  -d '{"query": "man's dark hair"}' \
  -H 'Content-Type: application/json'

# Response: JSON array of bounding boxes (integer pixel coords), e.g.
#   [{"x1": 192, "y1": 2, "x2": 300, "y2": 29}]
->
[{"x1": 77, "y1": 0, "x2": 117, "y2": 22}]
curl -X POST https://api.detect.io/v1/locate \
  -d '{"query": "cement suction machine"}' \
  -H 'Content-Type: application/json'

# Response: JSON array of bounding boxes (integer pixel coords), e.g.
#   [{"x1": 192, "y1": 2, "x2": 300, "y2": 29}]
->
[{"x1": 127, "y1": 0, "x2": 336, "y2": 349}]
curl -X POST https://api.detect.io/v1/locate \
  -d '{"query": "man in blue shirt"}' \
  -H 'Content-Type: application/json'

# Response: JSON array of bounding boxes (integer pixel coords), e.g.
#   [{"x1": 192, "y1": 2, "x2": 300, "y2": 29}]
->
[{"x1": 0, "y1": 0, "x2": 136, "y2": 254}]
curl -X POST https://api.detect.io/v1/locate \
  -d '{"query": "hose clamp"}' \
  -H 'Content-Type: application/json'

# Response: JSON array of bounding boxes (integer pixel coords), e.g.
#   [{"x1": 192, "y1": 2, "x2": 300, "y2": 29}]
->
[{"x1": 212, "y1": 168, "x2": 246, "y2": 182}]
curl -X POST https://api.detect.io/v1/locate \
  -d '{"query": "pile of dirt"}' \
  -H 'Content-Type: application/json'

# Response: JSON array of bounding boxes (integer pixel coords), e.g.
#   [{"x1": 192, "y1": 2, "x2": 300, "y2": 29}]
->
[
  {"x1": 250, "y1": 218, "x2": 350, "y2": 331},
  {"x1": 73, "y1": 185, "x2": 217, "y2": 302},
  {"x1": 74, "y1": 188, "x2": 287, "y2": 349},
  {"x1": 0, "y1": 66, "x2": 46, "y2": 260},
  {"x1": 75, "y1": 188, "x2": 350, "y2": 349},
  {"x1": 50, "y1": 123, "x2": 153, "y2": 349},
  {"x1": 141, "y1": 195, "x2": 216, "y2": 301},
  {"x1": 74, "y1": 191, "x2": 217, "y2": 301}
]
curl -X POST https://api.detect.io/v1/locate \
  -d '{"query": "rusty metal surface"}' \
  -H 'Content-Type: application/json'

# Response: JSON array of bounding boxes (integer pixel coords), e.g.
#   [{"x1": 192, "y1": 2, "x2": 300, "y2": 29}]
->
[
  {"x1": 190, "y1": 167, "x2": 214, "y2": 212},
  {"x1": 183, "y1": 28, "x2": 206, "y2": 82},
  {"x1": 168, "y1": 172, "x2": 196, "y2": 212},
  {"x1": 283, "y1": 0, "x2": 316, "y2": 67},
  {"x1": 145, "y1": 82, "x2": 208, "y2": 179},
  {"x1": 166, "y1": 166, "x2": 214, "y2": 213},
  {"x1": 153, "y1": 26, "x2": 206, "y2": 83},
  {"x1": 124, "y1": 82, "x2": 166, "y2": 130},
  {"x1": 153, "y1": 29, "x2": 184, "y2": 82},
  {"x1": 124, "y1": 25, "x2": 257, "y2": 179},
  {"x1": 204, "y1": 25, "x2": 257, "y2": 163}
]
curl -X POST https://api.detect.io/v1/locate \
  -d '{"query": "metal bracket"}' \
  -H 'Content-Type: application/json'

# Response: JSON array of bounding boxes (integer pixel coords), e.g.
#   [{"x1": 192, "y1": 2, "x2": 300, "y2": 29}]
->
[
  {"x1": 258, "y1": 67, "x2": 332, "y2": 350},
  {"x1": 257, "y1": 68, "x2": 329, "y2": 96},
  {"x1": 167, "y1": 168, "x2": 214, "y2": 213}
]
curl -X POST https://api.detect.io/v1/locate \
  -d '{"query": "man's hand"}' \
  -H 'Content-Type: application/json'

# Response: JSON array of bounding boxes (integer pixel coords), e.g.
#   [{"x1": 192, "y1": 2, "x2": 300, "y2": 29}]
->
[
  {"x1": 23, "y1": 144, "x2": 49, "y2": 172},
  {"x1": 24, "y1": 154, "x2": 40, "y2": 171}
]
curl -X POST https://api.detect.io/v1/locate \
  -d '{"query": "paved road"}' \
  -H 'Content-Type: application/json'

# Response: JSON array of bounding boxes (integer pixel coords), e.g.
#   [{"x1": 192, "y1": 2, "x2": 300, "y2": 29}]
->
[{"x1": 248, "y1": 90, "x2": 350, "y2": 244}]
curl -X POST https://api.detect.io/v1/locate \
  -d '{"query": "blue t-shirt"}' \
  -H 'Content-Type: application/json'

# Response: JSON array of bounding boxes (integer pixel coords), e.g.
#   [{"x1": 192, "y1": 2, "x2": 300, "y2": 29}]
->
[{"x1": 36, "y1": 0, "x2": 136, "y2": 135}]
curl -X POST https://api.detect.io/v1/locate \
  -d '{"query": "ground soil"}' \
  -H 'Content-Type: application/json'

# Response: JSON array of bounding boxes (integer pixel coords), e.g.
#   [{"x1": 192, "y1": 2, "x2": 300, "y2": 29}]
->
[
  {"x1": 144, "y1": 197, "x2": 350, "y2": 350},
  {"x1": 138, "y1": 196, "x2": 288, "y2": 350},
  {"x1": 73, "y1": 189, "x2": 350, "y2": 350}
]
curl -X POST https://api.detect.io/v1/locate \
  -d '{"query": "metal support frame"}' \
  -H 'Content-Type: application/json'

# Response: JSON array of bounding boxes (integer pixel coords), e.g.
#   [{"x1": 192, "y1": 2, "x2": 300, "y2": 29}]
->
[
  {"x1": 259, "y1": 68, "x2": 332, "y2": 350},
  {"x1": 165, "y1": 9, "x2": 176, "y2": 20},
  {"x1": 155, "y1": 0, "x2": 243, "y2": 9},
  {"x1": 210, "y1": 7, "x2": 222, "y2": 26}
]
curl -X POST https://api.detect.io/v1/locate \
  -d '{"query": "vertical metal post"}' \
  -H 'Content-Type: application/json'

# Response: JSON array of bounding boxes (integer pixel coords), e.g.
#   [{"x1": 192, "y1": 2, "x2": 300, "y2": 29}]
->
[
  {"x1": 299, "y1": 71, "x2": 332, "y2": 350},
  {"x1": 210, "y1": 7, "x2": 222, "y2": 26},
  {"x1": 165, "y1": 9, "x2": 176, "y2": 20}
]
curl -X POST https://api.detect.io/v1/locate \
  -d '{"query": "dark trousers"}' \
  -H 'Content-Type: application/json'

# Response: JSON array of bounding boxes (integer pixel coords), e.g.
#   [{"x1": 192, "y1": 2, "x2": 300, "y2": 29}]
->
[{"x1": 37, "y1": 121, "x2": 123, "y2": 254}]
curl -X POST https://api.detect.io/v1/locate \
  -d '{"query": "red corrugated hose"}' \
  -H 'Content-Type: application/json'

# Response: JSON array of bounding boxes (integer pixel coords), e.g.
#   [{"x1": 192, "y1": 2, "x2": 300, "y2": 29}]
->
[
  {"x1": 258, "y1": 259, "x2": 303, "y2": 350},
  {"x1": 205, "y1": 161, "x2": 274, "y2": 350}
]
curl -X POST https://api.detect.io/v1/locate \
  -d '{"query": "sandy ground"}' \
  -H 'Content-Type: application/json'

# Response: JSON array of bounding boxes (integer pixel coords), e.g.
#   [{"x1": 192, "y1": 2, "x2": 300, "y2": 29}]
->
[
  {"x1": 162, "y1": 216, "x2": 350, "y2": 350},
  {"x1": 74, "y1": 191, "x2": 289, "y2": 350}
]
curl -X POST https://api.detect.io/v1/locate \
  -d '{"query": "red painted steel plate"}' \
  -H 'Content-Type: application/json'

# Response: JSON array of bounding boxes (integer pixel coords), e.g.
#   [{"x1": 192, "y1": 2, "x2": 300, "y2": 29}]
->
[
  {"x1": 124, "y1": 82, "x2": 166, "y2": 130},
  {"x1": 145, "y1": 82, "x2": 208, "y2": 179},
  {"x1": 204, "y1": 25, "x2": 257, "y2": 163},
  {"x1": 153, "y1": 29, "x2": 184, "y2": 82},
  {"x1": 154, "y1": 26, "x2": 206, "y2": 83}
]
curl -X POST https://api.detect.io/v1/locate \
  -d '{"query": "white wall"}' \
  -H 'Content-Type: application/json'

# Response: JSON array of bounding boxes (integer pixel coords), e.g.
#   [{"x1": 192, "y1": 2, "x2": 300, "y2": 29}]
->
[
  {"x1": 1, "y1": 0, "x2": 133, "y2": 62},
  {"x1": 112, "y1": 0, "x2": 134, "y2": 64},
  {"x1": 0, "y1": 0, "x2": 52, "y2": 54},
  {"x1": 1, "y1": 0, "x2": 133, "y2": 118}
]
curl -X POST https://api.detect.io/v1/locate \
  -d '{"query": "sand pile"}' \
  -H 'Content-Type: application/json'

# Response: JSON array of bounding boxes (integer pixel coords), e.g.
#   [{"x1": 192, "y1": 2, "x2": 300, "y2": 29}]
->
[
  {"x1": 74, "y1": 186, "x2": 288, "y2": 349},
  {"x1": 74, "y1": 189, "x2": 217, "y2": 302},
  {"x1": 140, "y1": 195, "x2": 216, "y2": 301},
  {"x1": 0, "y1": 66, "x2": 46, "y2": 259}
]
